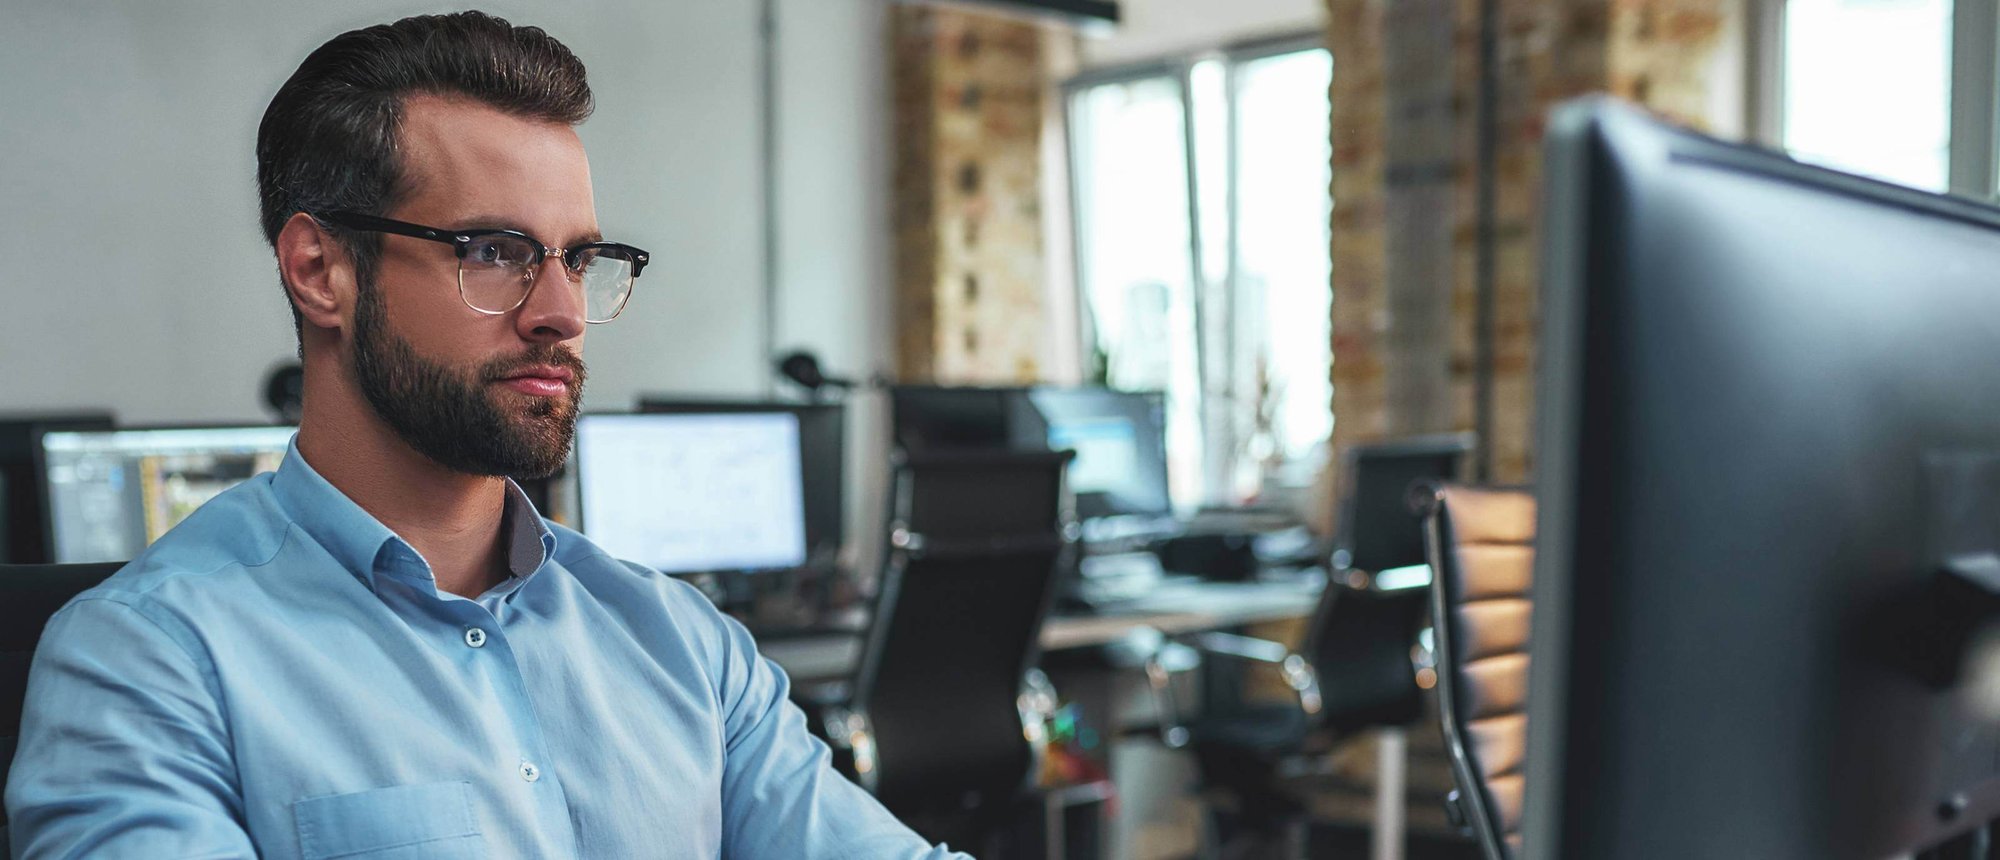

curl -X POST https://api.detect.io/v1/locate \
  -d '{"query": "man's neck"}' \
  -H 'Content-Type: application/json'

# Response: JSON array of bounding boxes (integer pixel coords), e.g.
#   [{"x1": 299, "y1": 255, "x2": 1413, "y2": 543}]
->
[{"x1": 296, "y1": 398, "x2": 511, "y2": 600}]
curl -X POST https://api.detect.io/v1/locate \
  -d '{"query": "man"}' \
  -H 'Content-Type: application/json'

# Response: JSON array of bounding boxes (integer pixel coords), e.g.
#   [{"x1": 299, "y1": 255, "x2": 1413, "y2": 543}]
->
[{"x1": 6, "y1": 12, "x2": 966, "y2": 859}]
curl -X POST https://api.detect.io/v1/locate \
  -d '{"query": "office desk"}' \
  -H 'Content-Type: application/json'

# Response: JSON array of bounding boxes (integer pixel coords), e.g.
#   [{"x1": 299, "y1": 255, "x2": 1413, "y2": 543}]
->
[{"x1": 757, "y1": 571, "x2": 1325, "y2": 683}]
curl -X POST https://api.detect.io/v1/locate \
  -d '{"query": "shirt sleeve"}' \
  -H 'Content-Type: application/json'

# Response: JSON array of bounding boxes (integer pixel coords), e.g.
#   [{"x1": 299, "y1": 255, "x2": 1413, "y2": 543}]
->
[
  {"x1": 704, "y1": 607, "x2": 970, "y2": 860},
  {"x1": 6, "y1": 596, "x2": 255, "y2": 859}
]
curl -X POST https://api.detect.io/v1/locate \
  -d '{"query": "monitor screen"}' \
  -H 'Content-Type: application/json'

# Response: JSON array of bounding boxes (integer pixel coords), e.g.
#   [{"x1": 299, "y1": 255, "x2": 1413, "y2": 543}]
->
[
  {"x1": 574, "y1": 412, "x2": 808, "y2": 574},
  {"x1": 637, "y1": 399, "x2": 846, "y2": 563},
  {"x1": 1028, "y1": 387, "x2": 1171, "y2": 520},
  {"x1": 1527, "y1": 99, "x2": 2000, "y2": 858},
  {"x1": 40, "y1": 425, "x2": 293, "y2": 564}
]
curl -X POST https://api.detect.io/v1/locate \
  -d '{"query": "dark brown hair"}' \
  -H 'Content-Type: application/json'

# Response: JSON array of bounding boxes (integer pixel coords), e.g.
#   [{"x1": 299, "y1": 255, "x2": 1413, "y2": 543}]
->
[{"x1": 255, "y1": 11, "x2": 593, "y2": 344}]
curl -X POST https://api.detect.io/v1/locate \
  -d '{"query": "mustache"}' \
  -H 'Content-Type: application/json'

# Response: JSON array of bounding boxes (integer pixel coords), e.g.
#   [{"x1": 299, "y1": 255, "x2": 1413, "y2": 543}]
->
[{"x1": 480, "y1": 346, "x2": 588, "y2": 384}]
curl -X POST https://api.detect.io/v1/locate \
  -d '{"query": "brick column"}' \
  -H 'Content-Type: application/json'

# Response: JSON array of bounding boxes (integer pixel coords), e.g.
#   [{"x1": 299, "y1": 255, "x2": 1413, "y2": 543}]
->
[
  {"x1": 892, "y1": 5, "x2": 1052, "y2": 384},
  {"x1": 1325, "y1": 0, "x2": 1735, "y2": 486}
]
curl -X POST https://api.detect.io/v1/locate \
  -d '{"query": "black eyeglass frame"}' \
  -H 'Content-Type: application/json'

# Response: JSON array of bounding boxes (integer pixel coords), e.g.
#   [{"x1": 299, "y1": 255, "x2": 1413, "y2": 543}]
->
[{"x1": 312, "y1": 210, "x2": 651, "y2": 322}]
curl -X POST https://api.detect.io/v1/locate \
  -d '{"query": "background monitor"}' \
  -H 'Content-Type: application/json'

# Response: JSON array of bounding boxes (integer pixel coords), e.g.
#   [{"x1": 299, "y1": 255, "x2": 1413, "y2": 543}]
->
[
  {"x1": 1026, "y1": 386, "x2": 1172, "y2": 522},
  {"x1": 638, "y1": 399, "x2": 845, "y2": 564},
  {"x1": 577, "y1": 405, "x2": 832, "y2": 575},
  {"x1": 39, "y1": 424, "x2": 292, "y2": 564},
  {"x1": 1526, "y1": 99, "x2": 2000, "y2": 858},
  {"x1": 0, "y1": 412, "x2": 114, "y2": 563},
  {"x1": 889, "y1": 385, "x2": 1044, "y2": 453},
  {"x1": 1332, "y1": 433, "x2": 1472, "y2": 575}
]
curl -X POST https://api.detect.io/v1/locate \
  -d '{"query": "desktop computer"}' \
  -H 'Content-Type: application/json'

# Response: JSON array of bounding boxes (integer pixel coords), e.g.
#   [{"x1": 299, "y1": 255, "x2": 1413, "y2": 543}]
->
[
  {"x1": 575, "y1": 410, "x2": 812, "y2": 575},
  {"x1": 1524, "y1": 98, "x2": 2000, "y2": 857},
  {"x1": 37, "y1": 424, "x2": 293, "y2": 564},
  {"x1": 578, "y1": 403, "x2": 847, "y2": 629},
  {"x1": 1025, "y1": 387, "x2": 1178, "y2": 605},
  {"x1": 895, "y1": 384, "x2": 1179, "y2": 604}
]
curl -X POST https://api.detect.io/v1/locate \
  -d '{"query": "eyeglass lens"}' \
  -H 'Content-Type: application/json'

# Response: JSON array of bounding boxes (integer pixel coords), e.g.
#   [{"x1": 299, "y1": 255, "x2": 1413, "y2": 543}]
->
[{"x1": 458, "y1": 234, "x2": 636, "y2": 322}]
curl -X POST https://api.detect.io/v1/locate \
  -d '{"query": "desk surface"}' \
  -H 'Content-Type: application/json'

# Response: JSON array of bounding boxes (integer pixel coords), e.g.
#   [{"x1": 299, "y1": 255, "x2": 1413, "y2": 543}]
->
[{"x1": 758, "y1": 572, "x2": 1325, "y2": 683}]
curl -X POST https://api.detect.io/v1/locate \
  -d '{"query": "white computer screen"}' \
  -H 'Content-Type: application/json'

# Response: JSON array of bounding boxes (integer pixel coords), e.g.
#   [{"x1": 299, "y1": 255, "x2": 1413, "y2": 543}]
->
[{"x1": 575, "y1": 412, "x2": 807, "y2": 573}]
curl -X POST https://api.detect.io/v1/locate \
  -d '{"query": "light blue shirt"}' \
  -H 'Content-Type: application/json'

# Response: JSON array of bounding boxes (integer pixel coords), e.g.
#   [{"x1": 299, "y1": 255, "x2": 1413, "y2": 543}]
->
[{"x1": 6, "y1": 441, "x2": 963, "y2": 859}]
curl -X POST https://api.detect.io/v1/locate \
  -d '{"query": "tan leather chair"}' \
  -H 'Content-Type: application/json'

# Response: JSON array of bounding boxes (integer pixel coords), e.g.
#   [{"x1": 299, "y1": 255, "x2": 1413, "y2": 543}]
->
[{"x1": 1418, "y1": 484, "x2": 1535, "y2": 860}]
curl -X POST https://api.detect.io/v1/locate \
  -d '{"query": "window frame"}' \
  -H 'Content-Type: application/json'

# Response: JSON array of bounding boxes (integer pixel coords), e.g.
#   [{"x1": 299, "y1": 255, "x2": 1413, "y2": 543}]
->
[{"x1": 1061, "y1": 33, "x2": 1333, "y2": 507}]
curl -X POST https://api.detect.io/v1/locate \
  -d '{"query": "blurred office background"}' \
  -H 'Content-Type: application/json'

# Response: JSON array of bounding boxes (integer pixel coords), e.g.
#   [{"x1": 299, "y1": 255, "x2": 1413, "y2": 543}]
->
[{"x1": 0, "y1": 0, "x2": 1977, "y2": 857}]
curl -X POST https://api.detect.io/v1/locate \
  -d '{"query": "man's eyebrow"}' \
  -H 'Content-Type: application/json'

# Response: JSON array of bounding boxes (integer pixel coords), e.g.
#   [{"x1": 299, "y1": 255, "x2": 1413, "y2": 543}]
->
[{"x1": 449, "y1": 215, "x2": 602, "y2": 247}]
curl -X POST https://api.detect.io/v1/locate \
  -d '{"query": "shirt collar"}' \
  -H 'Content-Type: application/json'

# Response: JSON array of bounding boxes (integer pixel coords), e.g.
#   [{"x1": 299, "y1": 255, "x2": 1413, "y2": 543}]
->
[{"x1": 270, "y1": 438, "x2": 558, "y2": 596}]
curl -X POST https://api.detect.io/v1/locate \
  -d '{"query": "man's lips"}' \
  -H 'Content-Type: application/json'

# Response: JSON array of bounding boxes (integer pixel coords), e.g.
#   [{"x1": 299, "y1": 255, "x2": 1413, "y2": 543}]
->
[{"x1": 495, "y1": 365, "x2": 575, "y2": 398}]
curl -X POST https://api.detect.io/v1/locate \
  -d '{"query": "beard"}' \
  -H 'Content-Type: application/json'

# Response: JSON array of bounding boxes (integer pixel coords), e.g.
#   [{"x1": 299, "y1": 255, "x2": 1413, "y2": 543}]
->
[{"x1": 350, "y1": 282, "x2": 586, "y2": 479}]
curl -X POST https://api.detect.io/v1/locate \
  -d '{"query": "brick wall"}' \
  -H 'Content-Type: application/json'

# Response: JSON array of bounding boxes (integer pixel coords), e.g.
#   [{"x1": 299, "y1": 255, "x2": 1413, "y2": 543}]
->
[
  {"x1": 892, "y1": 5, "x2": 1052, "y2": 385},
  {"x1": 1326, "y1": 0, "x2": 1735, "y2": 488}
]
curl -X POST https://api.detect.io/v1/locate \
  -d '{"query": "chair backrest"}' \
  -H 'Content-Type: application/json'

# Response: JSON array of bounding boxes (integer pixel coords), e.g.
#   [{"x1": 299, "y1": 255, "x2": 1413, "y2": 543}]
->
[
  {"x1": 1297, "y1": 433, "x2": 1473, "y2": 734},
  {"x1": 855, "y1": 450, "x2": 1073, "y2": 814},
  {"x1": 1299, "y1": 579, "x2": 1430, "y2": 732},
  {"x1": 1419, "y1": 484, "x2": 1536, "y2": 860},
  {"x1": 0, "y1": 562, "x2": 124, "y2": 838},
  {"x1": 1333, "y1": 433, "x2": 1474, "y2": 574}
]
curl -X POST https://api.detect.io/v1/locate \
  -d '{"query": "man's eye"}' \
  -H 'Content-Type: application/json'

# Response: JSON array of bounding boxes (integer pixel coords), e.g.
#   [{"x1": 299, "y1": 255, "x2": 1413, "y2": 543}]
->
[{"x1": 468, "y1": 238, "x2": 532, "y2": 266}]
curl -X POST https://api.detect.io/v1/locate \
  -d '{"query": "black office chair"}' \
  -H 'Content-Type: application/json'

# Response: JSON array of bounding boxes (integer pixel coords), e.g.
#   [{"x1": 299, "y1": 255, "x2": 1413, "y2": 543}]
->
[
  {"x1": 817, "y1": 449, "x2": 1076, "y2": 851},
  {"x1": 1142, "y1": 575, "x2": 1432, "y2": 850},
  {"x1": 0, "y1": 562, "x2": 125, "y2": 852},
  {"x1": 1416, "y1": 484, "x2": 1536, "y2": 860},
  {"x1": 1143, "y1": 435, "x2": 1471, "y2": 854}
]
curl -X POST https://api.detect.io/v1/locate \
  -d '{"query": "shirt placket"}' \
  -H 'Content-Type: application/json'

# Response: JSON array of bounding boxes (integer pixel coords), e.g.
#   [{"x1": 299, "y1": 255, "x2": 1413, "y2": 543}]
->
[{"x1": 444, "y1": 596, "x2": 580, "y2": 858}]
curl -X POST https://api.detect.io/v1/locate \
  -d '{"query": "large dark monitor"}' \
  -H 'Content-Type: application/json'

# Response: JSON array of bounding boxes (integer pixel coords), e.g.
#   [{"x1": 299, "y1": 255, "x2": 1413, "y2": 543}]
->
[
  {"x1": 0, "y1": 412, "x2": 114, "y2": 563},
  {"x1": 1026, "y1": 386, "x2": 1172, "y2": 521},
  {"x1": 1332, "y1": 433, "x2": 1472, "y2": 575},
  {"x1": 38, "y1": 424, "x2": 292, "y2": 564},
  {"x1": 574, "y1": 402, "x2": 843, "y2": 575},
  {"x1": 1526, "y1": 99, "x2": 2000, "y2": 858}
]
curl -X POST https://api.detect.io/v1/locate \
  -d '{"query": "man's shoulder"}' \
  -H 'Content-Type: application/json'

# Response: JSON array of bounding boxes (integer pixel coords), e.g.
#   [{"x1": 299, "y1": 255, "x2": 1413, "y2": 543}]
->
[{"x1": 81, "y1": 475, "x2": 297, "y2": 609}]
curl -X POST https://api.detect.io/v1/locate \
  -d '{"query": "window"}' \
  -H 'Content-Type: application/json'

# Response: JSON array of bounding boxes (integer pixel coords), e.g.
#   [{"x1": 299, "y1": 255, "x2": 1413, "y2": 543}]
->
[
  {"x1": 1067, "y1": 42, "x2": 1334, "y2": 508},
  {"x1": 1768, "y1": 0, "x2": 1998, "y2": 197},
  {"x1": 1781, "y1": 0, "x2": 1952, "y2": 190}
]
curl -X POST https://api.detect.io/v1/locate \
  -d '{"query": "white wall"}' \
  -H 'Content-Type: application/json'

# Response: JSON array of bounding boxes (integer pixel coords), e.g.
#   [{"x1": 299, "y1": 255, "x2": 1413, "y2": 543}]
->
[
  {"x1": 0, "y1": 0, "x2": 889, "y2": 423},
  {"x1": 0, "y1": 0, "x2": 895, "y2": 555},
  {"x1": 1080, "y1": 0, "x2": 1322, "y2": 68}
]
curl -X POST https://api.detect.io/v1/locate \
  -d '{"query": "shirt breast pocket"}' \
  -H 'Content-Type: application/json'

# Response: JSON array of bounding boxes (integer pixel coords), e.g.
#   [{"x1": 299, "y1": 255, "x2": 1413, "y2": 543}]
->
[{"x1": 292, "y1": 780, "x2": 483, "y2": 860}]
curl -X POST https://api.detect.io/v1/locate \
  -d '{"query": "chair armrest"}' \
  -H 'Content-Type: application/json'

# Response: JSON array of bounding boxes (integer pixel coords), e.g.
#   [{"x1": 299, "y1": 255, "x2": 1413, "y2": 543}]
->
[
  {"x1": 1139, "y1": 630, "x2": 1324, "y2": 749},
  {"x1": 1178, "y1": 631, "x2": 1294, "y2": 664}
]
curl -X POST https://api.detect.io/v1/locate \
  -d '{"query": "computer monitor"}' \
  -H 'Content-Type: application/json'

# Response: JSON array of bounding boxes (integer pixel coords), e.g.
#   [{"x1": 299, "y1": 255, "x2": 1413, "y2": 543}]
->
[
  {"x1": 575, "y1": 405, "x2": 831, "y2": 575},
  {"x1": 1525, "y1": 98, "x2": 2000, "y2": 857},
  {"x1": 1026, "y1": 386, "x2": 1172, "y2": 522},
  {"x1": 637, "y1": 399, "x2": 845, "y2": 563},
  {"x1": 889, "y1": 385, "x2": 1044, "y2": 453},
  {"x1": 1332, "y1": 433, "x2": 1472, "y2": 576},
  {"x1": 38, "y1": 424, "x2": 293, "y2": 564},
  {"x1": 0, "y1": 412, "x2": 114, "y2": 563}
]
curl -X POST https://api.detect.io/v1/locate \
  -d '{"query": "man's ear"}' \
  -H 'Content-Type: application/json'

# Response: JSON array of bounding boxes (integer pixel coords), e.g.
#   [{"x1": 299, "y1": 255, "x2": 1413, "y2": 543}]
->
[{"x1": 275, "y1": 212, "x2": 349, "y2": 332}]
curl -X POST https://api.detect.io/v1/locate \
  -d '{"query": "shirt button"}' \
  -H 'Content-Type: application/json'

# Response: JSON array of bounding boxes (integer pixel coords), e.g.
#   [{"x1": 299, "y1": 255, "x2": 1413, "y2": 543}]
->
[
  {"x1": 464, "y1": 627, "x2": 488, "y2": 649},
  {"x1": 519, "y1": 761, "x2": 541, "y2": 783}
]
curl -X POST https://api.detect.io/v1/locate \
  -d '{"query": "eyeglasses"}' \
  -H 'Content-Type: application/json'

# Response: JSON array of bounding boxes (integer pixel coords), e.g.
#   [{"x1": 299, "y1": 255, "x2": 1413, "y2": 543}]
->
[{"x1": 313, "y1": 211, "x2": 650, "y2": 324}]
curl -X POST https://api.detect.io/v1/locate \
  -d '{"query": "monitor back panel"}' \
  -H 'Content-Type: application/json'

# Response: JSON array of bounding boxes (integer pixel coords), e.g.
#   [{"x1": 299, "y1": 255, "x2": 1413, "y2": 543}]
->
[{"x1": 1531, "y1": 100, "x2": 2000, "y2": 858}]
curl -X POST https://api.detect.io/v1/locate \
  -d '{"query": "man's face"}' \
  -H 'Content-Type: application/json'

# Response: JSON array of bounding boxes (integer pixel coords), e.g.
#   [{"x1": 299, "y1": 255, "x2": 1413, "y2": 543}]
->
[{"x1": 348, "y1": 94, "x2": 598, "y2": 479}]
